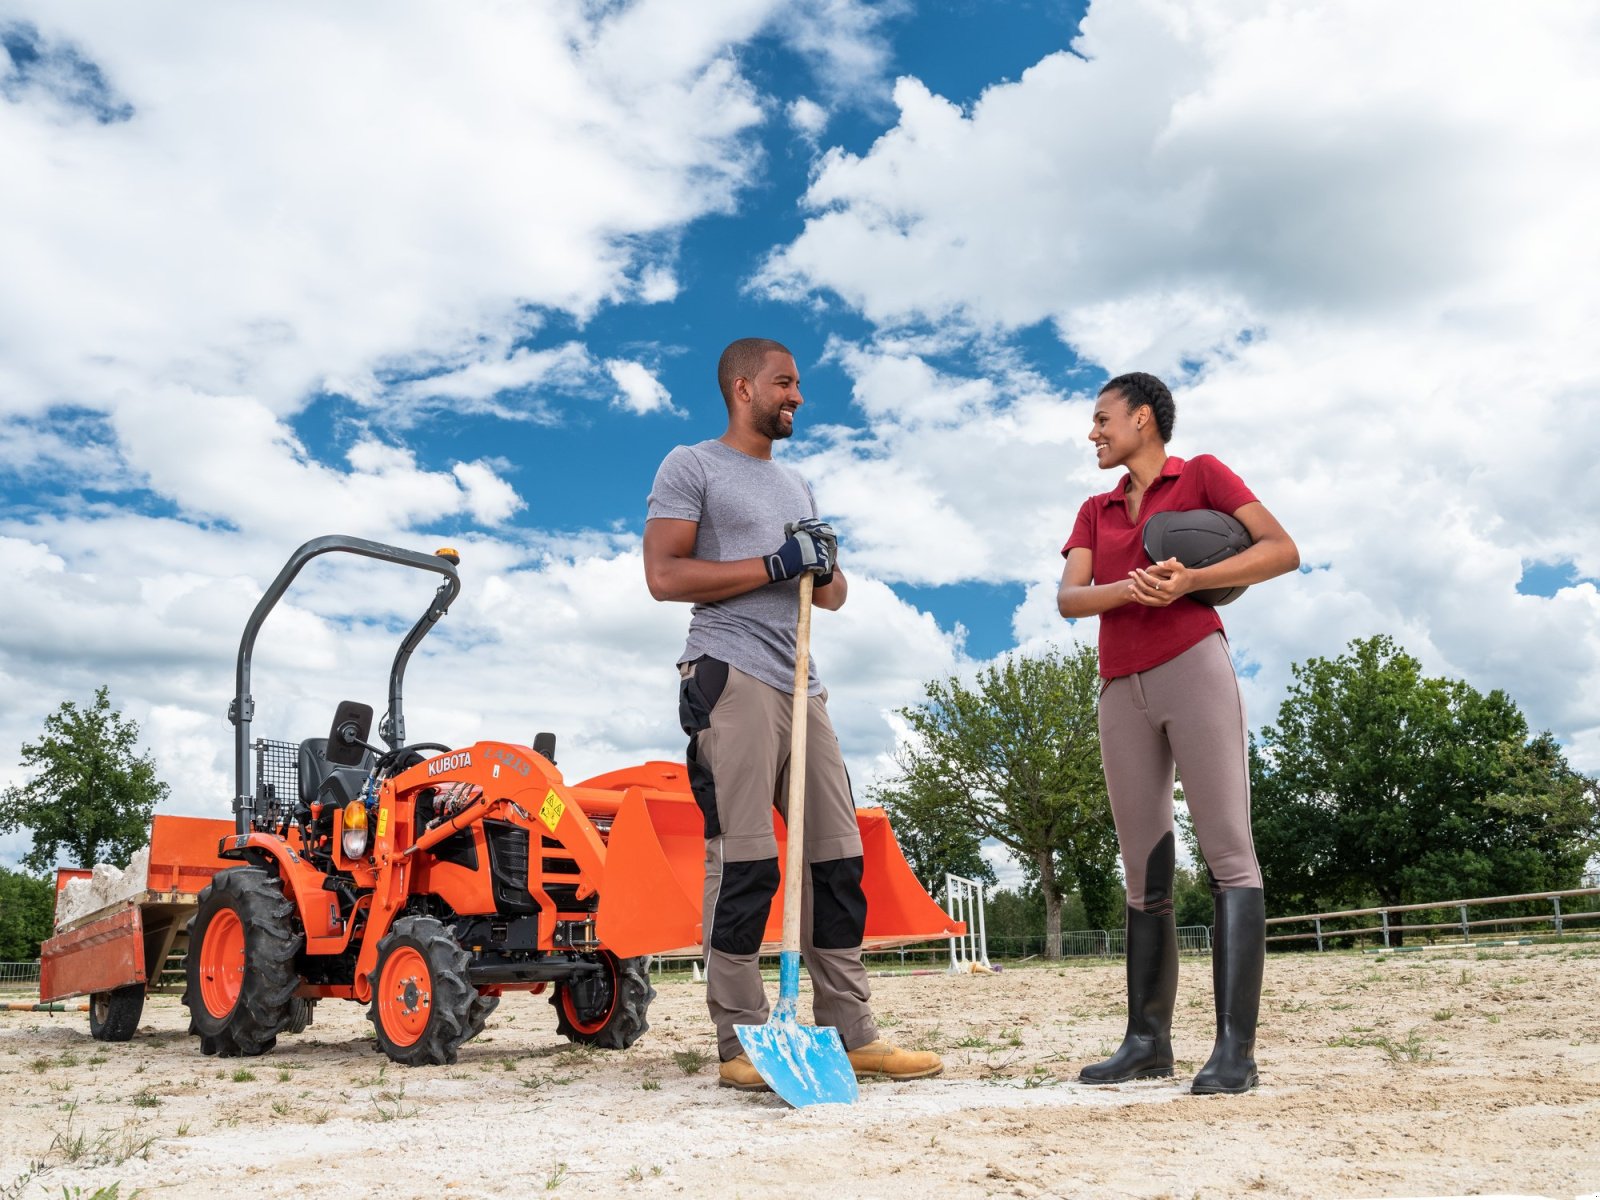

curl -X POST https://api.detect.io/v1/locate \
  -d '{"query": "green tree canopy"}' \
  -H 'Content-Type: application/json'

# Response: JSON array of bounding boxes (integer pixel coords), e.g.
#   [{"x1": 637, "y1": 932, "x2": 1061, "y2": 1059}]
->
[
  {"x1": 1251, "y1": 635, "x2": 1600, "y2": 928},
  {"x1": 0, "y1": 686, "x2": 168, "y2": 873},
  {"x1": 0, "y1": 866, "x2": 55, "y2": 960},
  {"x1": 872, "y1": 646, "x2": 1120, "y2": 958}
]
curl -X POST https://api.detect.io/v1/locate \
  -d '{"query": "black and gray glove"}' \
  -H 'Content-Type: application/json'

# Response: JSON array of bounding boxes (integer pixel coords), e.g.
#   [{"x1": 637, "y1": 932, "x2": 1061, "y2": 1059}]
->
[{"x1": 764, "y1": 519, "x2": 837, "y2": 586}]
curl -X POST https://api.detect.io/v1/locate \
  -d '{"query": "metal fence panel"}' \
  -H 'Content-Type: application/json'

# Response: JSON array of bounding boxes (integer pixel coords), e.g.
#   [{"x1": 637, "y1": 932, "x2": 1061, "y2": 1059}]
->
[{"x1": 0, "y1": 961, "x2": 42, "y2": 986}]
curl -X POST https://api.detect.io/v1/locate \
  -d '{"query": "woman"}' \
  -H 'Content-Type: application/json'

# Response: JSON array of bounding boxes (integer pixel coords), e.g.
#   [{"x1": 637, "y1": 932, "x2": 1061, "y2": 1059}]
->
[{"x1": 1058, "y1": 372, "x2": 1298, "y2": 1094}]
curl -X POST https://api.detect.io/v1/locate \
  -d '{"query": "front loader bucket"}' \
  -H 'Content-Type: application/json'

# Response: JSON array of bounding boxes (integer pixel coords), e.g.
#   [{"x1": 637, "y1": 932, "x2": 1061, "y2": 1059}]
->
[{"x1": 585, "y1": 762, "x2": 962, "y2": 959}]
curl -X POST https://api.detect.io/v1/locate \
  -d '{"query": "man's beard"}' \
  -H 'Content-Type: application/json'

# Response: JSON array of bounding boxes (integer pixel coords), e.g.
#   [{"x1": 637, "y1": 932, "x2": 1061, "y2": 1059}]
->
[{"x1": 755, "y1": 402, "x2": 793, "y2": 441}]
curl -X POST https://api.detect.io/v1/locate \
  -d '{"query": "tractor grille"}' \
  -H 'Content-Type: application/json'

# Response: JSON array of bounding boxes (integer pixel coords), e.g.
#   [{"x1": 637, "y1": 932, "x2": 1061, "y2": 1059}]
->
[
  {"x1": 541, "y1": 835, "x2": 591, "y2": 915},
  {"x1": 484, "y1": 820, "x2": 536, "y2": 913},
  {"x1": 254, "y1": 738, "x2": 299, "y2": 831}
]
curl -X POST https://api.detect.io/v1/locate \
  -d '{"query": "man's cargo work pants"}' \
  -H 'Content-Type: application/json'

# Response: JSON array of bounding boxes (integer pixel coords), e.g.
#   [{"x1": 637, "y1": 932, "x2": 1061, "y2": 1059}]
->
[{"x1": 679, "y1": 656, "x2": 878, "y2": 1062}]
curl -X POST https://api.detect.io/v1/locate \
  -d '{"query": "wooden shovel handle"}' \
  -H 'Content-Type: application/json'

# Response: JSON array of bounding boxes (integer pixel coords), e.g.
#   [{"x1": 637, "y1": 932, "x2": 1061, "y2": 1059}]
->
[{"x1": 781, "y1": 573, "x2": 814, "y2": 956}]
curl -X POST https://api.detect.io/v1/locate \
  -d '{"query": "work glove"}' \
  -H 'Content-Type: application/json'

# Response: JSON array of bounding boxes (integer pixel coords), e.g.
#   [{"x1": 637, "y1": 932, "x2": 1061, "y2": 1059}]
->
[
  {"x1": 790, "y1": 517, "x2": 837, "y2": 571},
  {"x1": 764, "y1": 520, "x2": 837, "y2": 586}
]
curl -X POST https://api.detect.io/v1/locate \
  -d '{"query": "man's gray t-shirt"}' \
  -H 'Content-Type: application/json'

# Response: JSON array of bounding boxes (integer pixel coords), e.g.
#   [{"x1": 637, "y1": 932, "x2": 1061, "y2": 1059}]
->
[{"x1": 647, "y1": 439, "x2": 823, "y2": 695}]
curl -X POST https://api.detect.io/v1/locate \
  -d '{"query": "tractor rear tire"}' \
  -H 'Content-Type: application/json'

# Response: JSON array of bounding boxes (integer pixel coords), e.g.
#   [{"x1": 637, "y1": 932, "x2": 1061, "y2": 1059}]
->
[
  {"x1": 551, "y1": 952, "x2": 655, "y2": 1049},
  {"x1": 183, "y1": 867, "x2": 303, "y2": 1058},
  {"x1": 368, "y1": 916, "x2": 475, "y2": 1066},
  {"x1": 89, "y1": 984, "x2": 145, "y2": 1042},
  {"x1": 464, "y1": 991, "x2": 500, "y2": 1041}
]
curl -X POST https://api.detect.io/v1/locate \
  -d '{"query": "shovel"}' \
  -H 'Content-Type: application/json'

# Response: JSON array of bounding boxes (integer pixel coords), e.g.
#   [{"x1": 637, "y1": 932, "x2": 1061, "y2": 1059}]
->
[{"x1": 735, "y1": 571, "x2": 860, "y2": 1107}]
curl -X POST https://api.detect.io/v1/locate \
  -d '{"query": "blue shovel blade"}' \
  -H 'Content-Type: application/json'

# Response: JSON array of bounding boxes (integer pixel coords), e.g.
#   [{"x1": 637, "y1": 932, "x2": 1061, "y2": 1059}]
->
[
  {"x1": 734, "y1": 951, "x2": 858, "y2": 1108},
  {"x1": 736, "y1": 1016, "x2": 858, "y2": 1108}
]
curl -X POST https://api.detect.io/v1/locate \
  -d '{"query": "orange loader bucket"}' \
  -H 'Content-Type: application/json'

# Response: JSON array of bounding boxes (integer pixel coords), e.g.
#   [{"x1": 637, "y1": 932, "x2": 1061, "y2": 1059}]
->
[{"x1": 584, "y1": 762, "x2": 963, "y2": 959}]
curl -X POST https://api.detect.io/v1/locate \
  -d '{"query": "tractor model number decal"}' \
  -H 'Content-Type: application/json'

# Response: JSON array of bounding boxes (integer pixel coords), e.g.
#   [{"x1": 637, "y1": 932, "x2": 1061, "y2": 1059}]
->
[
  {"x1": 427, "y1": 751, "x2": 472, "y2": 777},
  {"x1": 538, "y1": 789, "x2": 565, "y2": 832},
  {"x1": 486, "y1": 746, "x2": 532, "y2": 776}
]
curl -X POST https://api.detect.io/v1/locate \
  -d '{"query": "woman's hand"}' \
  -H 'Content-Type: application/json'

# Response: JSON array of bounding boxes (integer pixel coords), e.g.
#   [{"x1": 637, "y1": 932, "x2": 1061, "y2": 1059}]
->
[{"x1": 1129, "y1": 557, "x2": 1189, "y2": 607}]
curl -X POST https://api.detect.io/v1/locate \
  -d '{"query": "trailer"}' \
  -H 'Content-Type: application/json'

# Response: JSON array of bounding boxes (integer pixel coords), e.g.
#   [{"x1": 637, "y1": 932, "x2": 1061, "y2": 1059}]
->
[{"x1": 39, "y1": 814, "x2": 237, "y2": 1040}]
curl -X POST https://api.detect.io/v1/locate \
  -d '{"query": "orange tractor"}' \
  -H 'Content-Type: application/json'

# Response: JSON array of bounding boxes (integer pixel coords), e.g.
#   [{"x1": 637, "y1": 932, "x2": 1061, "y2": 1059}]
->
[{"x1": 172, "y1": 535, "x2": 957, "y2": 1066}]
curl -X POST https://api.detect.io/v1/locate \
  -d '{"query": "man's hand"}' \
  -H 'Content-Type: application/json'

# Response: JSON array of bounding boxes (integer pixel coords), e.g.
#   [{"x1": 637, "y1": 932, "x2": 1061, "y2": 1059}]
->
[
  {"x1": 789, "y1": 518, "x2": 837, "y2": 586},
  {"x1": 765, "y1": 521, "x2": 836, "y2": 584}
]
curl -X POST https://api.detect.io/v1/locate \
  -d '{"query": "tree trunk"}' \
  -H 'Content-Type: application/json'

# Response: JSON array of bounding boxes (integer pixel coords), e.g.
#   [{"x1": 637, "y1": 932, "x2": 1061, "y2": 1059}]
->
[{"x1": 1036, "y1": 848, "x2": 1063, "y2": 959}]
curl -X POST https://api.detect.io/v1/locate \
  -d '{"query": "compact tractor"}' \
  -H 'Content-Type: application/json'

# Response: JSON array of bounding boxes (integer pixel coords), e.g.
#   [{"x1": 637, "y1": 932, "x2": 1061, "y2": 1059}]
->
[{"x1": 41, "y1": 534, "x2": 959, "y2": 1064}]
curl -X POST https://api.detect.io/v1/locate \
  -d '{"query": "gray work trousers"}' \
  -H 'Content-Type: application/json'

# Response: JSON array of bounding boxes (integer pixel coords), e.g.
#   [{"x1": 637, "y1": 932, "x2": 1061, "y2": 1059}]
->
[{"x1": 679, "y1": 659, "x2": 878, "y2": 1061}]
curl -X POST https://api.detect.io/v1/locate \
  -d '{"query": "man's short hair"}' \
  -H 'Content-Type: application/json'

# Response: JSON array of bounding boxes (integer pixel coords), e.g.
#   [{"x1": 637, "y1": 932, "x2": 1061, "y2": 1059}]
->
[{"x1": 717, "y1": 338, "x2": 792, "y2": 408}]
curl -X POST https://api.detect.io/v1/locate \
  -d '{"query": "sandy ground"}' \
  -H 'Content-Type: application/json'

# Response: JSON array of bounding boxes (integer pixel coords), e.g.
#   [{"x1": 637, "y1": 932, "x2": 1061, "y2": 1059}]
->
[{"x1": 2, "y1": 943, "x2": 1597, "y2": 1200}]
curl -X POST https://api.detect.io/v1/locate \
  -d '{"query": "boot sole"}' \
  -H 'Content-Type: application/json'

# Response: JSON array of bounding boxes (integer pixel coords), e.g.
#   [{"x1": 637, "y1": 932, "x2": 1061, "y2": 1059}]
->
[
  {"x1": 1190, "y1": 1073, "x2": 1259, "y2": 1095},
  {"x1": 718, "y1": 1076, "x2": 772, "y2": 1092},
  {"x1": 853, "y1": 1065, "x2": 944, "y2": 1081},
  {"x1": 1077, "y1": 1066, "x2": 1174, "y2": 1085}
]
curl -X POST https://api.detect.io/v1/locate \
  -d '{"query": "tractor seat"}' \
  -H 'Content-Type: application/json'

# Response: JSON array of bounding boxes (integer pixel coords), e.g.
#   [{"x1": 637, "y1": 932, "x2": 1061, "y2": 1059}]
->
[{"x1": 298, "y1": 737, "x2": 373, "y2": 809}]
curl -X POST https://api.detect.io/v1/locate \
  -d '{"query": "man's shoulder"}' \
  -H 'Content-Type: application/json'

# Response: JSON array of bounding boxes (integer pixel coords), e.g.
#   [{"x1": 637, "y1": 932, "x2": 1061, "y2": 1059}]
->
[{"x1": 659, "y1": 439, "x2": 721, "y2": 466}]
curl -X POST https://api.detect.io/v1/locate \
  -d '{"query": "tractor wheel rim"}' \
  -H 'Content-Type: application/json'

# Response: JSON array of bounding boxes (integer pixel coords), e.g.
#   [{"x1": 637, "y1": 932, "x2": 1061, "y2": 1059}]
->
[
  {"x1": 561, "y1": 957, "x2": 618, "y2": 1035},
  {"x1": 92, "y1": 994, "x2": 109, "y2": 1023},
  {"x1": 199, "y1": 908, "x2": 245, "y2": 1018},
  {"x1": 378, "y1": 946, "x2": 432, "y2": 1047}
]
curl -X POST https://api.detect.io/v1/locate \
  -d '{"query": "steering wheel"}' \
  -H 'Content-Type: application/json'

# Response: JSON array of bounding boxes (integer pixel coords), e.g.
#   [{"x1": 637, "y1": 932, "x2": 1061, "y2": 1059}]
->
[{"x1": 376, "y1": 742, "x2": 454, "y2": 773}]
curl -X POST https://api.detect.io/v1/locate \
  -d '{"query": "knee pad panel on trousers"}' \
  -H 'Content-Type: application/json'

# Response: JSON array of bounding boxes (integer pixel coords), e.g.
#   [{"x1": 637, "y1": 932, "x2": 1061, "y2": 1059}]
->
[
  {"x1": 810, "y1": 856, "x2": 867, "y2": 950},
  {"x1": 679, "y1": 656, "x2": 730, "y2": 839},
  {"x1": 710, "y1": 857, "x2": 780, "y2": 955}
]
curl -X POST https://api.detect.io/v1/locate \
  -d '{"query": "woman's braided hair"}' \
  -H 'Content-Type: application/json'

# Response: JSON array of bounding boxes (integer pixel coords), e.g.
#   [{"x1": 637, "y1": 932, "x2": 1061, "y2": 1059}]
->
[{"x1": 1100, "y1": 372, "x2": 1175, "y2": 442}]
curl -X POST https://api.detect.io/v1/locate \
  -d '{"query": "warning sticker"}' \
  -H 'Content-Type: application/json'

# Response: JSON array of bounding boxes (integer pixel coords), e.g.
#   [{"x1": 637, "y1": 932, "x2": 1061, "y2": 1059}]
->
[
  {"x1": 538, "y1": 789, "x2": 565, "y2": 832},
  {"x1": 376, "y1": 809, "x2": 389, "y2": 839}
]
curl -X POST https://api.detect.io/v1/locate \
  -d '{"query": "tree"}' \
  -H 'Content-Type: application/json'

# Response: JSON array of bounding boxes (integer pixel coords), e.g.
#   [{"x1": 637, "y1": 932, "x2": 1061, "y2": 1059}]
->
[
  {"x1": 0, "y1": 866, "x2": 55, "y2": 960},
  {"x1": 1251, "y1": 635, "x2": 1600, "y2": 938},
  {"x1": 875, "y1": 647, "x2": 1121, "y2": 958},
  {"x1": 0, "y1": 687, "x2": 168, "y2": 873}
]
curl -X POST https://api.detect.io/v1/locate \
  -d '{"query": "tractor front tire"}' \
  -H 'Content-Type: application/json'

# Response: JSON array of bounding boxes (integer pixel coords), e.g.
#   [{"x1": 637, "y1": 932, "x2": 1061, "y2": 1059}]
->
[
  {"x1": 551, "y1": 952, "x2": 655, "y2": 1050},
  {"x1": 183, "y1": 867, "x2": 303, "y2": 1058},
  {"x1": 284, "y1": 996, "x2": 317, "y2": 1034},
  {"x1": 89, "y1": 984, "x2": 145, "y2": 1042},
  {"x1": 368, "y1": 916, "x2": 475, "y2": 1066}
]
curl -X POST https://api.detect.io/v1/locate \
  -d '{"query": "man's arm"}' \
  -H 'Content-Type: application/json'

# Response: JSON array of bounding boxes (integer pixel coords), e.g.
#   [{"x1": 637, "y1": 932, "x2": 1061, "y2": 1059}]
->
[{"x1": 644, "y1": 518, "x2": 848, "y2": 608}]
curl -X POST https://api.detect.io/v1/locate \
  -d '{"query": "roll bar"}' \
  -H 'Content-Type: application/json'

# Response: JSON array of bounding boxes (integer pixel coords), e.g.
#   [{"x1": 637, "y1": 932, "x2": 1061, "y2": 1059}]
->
[{"x1": 230, "y1": 534, "x2": 461, "y2": 835}]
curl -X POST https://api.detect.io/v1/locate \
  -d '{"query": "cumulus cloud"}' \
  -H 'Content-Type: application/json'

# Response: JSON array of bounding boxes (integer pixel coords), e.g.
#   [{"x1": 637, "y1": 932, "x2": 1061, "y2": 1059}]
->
[
  {"x1": 762, "y1": 0, "x2": 1600, "y2": 766},
  {"x1": 605, "y1": 359, "x2": 678, "y2": 416}
]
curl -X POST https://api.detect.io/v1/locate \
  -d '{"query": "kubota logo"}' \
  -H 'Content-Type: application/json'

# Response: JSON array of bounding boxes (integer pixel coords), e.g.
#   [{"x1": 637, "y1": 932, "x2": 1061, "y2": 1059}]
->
[{"x1": 426, "y1": 752, "x2": 472, "y2": 777}]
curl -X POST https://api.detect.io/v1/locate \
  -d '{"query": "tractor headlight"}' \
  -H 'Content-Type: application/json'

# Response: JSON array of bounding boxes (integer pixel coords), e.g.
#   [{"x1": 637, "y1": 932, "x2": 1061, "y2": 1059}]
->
[{"x1": 342, "y1": 800, "x2": 370, "y2": 859}]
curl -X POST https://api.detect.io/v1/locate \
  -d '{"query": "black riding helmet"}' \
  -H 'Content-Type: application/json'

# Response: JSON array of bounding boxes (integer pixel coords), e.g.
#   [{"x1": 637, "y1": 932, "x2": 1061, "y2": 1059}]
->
[{"x1": 1141, "y1": 509, "x2": 1252, "y2": 606}]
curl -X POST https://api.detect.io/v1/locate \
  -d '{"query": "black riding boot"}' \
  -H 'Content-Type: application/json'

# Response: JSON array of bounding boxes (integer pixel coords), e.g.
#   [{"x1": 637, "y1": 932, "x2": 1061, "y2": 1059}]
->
[
  {"x1": 1078, "y1": 905, "x2": 1178, "y2": 1084},
  {"x1": 1191, "y1": 886, "x2": 1265, "y2": 1095}
]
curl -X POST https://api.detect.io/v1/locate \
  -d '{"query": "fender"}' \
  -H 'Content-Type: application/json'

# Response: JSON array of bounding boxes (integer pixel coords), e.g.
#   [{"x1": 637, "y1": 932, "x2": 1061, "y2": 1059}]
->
[{"x1": 219, "y1": 831, "x2": 361, "y2": 952}]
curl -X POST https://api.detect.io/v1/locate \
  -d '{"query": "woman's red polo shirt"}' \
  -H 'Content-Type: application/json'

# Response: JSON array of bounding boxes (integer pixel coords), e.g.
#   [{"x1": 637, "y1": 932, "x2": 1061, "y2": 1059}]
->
[{"x1": 1062, "y1": 454, "x2": 1257, "y2": 679}]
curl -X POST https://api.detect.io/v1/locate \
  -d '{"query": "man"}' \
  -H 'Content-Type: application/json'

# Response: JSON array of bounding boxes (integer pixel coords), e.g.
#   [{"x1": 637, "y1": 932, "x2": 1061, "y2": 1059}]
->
[{"x1": 643, "y1": 337, "x2": 943, "y2": 1091}]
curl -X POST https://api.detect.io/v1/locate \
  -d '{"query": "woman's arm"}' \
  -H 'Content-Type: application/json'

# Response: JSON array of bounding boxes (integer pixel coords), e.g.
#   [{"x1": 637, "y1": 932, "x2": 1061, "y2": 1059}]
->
[
  {"x1": 1129, "y1": 501, "x2": 1299, "y2": 607},
  {"x1": 1057, "y1": 547, "x2": 1137, "y2": 618}
]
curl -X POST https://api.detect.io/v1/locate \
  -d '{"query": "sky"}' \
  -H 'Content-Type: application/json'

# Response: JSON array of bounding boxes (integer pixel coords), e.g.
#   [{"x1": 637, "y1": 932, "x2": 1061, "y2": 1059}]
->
[{"x1": 3, "y1": 0, "x2": 1598, "y2": 881}]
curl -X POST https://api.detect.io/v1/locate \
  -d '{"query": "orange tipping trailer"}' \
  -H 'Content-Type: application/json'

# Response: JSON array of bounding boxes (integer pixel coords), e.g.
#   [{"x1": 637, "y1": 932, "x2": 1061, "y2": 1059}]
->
[
  {"x1": 578, "y1": 760, "x2": 963, "y2": 958},
  {"x1": 39, "y1": 815, "x2": 237, "y2": 1041}
]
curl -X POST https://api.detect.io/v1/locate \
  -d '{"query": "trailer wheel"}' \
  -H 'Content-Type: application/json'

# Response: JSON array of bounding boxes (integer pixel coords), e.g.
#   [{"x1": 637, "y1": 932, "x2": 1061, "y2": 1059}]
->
[
  {"x1": 551, "y1": 952, "x2": 655, "y2": 1049},
  {"x1": 183, "y1": 867, "x2": 303, "y2": 1058},
  {"x1": 368, "y1": 916, "x2": 475, "y2": 1066},
  {"x1": 89, "y1": 984, "x2": 145, "y2": 1042}
]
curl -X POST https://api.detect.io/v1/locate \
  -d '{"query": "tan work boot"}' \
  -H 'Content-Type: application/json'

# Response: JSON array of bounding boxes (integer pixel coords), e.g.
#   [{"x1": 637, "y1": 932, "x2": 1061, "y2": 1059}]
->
[
  {"x1": 847, "y1": 1040, "x2": 943, "y2": 1081},
  {"x1": 718, "y1": 1052, "x2": 771, "y2": 1091}
]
